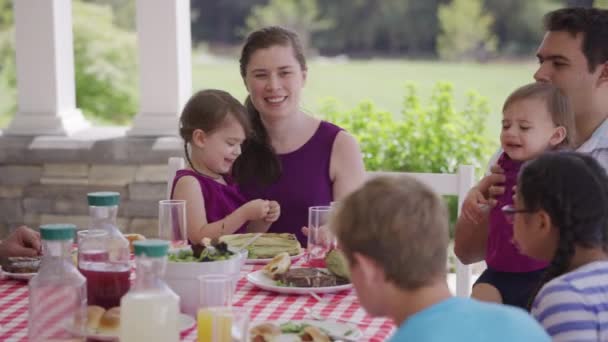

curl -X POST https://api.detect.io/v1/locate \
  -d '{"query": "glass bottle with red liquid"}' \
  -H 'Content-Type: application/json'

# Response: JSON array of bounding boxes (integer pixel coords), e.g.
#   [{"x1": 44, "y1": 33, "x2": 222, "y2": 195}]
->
[{"x1": 78, "y1": 192, "x2": 131, "y2": 309}]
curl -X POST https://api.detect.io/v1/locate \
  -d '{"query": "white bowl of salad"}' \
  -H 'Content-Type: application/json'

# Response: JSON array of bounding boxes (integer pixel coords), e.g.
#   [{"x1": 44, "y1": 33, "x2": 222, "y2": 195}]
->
[{"x1": 165, "y1": 241, "x2": 245, "y2": 317}]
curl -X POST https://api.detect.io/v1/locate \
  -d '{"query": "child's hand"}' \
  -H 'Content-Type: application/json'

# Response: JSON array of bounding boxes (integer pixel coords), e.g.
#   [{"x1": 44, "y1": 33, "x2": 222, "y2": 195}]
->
[
  {"x1": 264, "y1": 201, "x2": 280, "y2": 223},
  {"x1": 241, "y1": 199, "x2": 270, "y2": 221},
  {"x1": 461, "y1": 188, "x2": 493, "y2": 224}
]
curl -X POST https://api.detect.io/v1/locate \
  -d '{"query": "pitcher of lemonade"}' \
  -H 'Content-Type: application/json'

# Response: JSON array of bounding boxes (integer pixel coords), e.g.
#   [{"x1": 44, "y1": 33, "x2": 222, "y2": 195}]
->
[
  {"x1": 120, "y1": 240, "x2": 180, "y2": 342},
  {"x1": 78, "y1": 192, "x2": 131, "y2": 309}
]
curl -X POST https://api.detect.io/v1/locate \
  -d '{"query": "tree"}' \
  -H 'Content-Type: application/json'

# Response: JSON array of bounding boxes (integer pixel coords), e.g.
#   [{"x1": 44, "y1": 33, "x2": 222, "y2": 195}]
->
[
  {"x1": 83, "y1": 0, "x2": 136, "y2": 31},
  {"x1": 314, "y1": 0, "x2": 441, "y2": 56},
  {"x1": 314, "y1": 0, "x2": 378, "y2": 55},
  {"x1": 0, "y1": 0, "x2": 138, "y2": 124},
  {"x1": 0, "y1": 0, "x2": 11, "y2": 30},
  {"x1": 191, "y1": 0, "x2": 267, "y2": 45},
  {"x1": 375, "y1": 0, "x2": 442, "y2": 55},
  {"x1": 484, "y1": 0, "x2": 560, "y2": 55},
  {"x1": 437, "y1": 0, "x2": 497, "y2": 61},
  {"x1": 566, "y1": 0, "x2": 594, "y2": 7},
  {"x1": 244, "y1": 0, "x2": 332, "y2": 52},
  {"x1": 595, "y1": 0, "x2": 608, "y2": 8}
]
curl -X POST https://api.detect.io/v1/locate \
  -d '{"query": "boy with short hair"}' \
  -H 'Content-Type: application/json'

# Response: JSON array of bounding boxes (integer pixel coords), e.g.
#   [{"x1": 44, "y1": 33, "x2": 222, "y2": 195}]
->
[{"x1": 331, "y1": 175, "x2": 550, "y2": 341}]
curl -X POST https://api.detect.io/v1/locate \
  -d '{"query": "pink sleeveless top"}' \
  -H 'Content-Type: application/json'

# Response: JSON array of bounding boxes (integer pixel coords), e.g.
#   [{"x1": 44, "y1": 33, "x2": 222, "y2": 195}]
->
[{"x1": 171, "y1": 169, "x2": 247, "y2": 234}]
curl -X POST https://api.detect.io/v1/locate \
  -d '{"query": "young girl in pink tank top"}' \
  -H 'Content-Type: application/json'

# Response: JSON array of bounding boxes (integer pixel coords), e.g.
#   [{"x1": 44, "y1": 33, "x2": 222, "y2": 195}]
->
[{"x1": 171, "y1": 89, "x2": 280, "y2": 244}]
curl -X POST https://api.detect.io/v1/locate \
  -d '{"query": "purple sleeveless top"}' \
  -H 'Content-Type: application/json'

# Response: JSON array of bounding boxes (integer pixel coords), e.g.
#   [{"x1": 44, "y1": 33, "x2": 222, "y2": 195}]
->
[
  {"x1": 171, "y1": 169, "x2": 247, "y2": 234},
  {"x1": 239, "y1": 121, "x2": 342, "y2": 246},
  {"x1": 486, "y1": 153, "x2": 548, "y2": 272}
]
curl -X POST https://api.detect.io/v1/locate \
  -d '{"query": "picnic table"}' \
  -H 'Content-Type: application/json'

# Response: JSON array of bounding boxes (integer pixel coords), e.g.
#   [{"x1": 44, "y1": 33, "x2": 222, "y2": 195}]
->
[{"x1": 0, "y1": 260, "x2": 395, "y2": 341}]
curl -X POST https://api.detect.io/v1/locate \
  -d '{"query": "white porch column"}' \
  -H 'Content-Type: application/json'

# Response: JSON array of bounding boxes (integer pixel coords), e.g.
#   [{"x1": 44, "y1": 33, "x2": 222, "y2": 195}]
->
[
  {"x1": 6, "y1": 0, "x2": 89, "y2": 136},
  {"x1": 128, "y1": 0, "x2": 192, "y2": 137}
]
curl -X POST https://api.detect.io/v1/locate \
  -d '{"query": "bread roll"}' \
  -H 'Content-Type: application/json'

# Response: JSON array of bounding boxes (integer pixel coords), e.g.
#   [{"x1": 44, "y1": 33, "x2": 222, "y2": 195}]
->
[
  {"x1": 263, "y1": 252, "x2": 291, "y2": 278},
  {"x1": 302, "y1": 326, "x2": 331, "y2": 342},
  {"x1": 85, "y1": 305, "x2": 105, "y2": 331},
  {"x1": 250, "y1": 323, "x2": 282, "y2": 341},
  {"x1": 124, "y1": 233, "x2": 146, "y2": 253},
  {"x1": 98, "y1": 306, "x2": 121, "y2": 333}
]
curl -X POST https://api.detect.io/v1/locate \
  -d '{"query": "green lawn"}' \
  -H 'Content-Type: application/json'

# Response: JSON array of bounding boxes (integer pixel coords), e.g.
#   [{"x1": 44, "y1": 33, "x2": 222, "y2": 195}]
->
[
  {"x1": 192, "y1": 58, "x2": 538, "y2": 140},
  {"x1": 1, "y1": 58, "x2": 538, "y2": 141}
]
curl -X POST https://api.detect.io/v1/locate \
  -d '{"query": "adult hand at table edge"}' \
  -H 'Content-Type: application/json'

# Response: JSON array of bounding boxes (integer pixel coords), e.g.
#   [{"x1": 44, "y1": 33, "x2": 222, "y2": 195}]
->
[{"x1": 0, "y1": 225, "x2": 42, "y2": 259}]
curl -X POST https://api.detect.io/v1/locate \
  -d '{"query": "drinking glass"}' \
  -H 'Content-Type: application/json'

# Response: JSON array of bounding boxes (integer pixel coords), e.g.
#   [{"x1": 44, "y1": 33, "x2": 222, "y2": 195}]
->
[
  {"x1": 76, "y1": 229, "x2": 109, "y2": 267},
  {"x1": 158, "y1": 199, "x2": 187, "y2": 248},
  {"x1": 197, "y1": 306, "x2": 249, "y2": 342},
  {"x1": 198, "y1": 274, "x2": 234, "y2": 308},
  {"x1": 307, "y1": 206, "x2": 336, "y2": 267}
]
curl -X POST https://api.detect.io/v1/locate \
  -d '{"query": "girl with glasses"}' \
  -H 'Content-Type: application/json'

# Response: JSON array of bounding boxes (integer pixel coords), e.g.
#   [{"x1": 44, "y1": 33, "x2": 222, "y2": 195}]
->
[{"x1": 512, "y1": 152, "x2": 608, "y2": 341}]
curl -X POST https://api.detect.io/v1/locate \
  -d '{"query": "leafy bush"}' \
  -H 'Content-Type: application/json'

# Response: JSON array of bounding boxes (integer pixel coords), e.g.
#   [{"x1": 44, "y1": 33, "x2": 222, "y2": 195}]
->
[
  {"x1": 320, "y1": 82, "x2": 495, "y2": 236},
  {"x1": 0, "y1": 1, "x2": 138, "y2": 125},
  {"x1": 321, "y1": 82, "x2": 494, "y2": 174}
]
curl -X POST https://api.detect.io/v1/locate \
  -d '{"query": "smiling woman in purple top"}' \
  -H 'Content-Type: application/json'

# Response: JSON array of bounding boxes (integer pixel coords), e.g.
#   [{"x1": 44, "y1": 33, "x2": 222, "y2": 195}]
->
[{"x1": 233, "y1": 27, "x2": 366, "y2": 246}]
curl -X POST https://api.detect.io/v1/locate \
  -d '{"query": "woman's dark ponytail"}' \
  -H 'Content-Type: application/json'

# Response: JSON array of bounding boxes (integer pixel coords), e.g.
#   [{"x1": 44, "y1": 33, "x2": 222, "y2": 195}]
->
[{"x1": 232, "y1": 96, "x2": 282, "y2": 186}]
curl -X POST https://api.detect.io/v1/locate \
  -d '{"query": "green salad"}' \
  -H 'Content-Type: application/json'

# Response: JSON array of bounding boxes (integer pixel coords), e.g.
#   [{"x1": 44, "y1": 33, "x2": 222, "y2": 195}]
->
[
  {"x1": 168, "y1": 242, "x2": 234, "y2": 262},
  {"x1": 278, "y1": 322, "x2": 354, "y2": 339}
]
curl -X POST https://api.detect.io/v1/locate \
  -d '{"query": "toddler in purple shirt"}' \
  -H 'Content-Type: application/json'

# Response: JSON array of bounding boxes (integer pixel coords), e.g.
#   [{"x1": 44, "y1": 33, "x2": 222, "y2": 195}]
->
[{"x1": 458, "y1": 83, "x2": 575, "y2": 309}]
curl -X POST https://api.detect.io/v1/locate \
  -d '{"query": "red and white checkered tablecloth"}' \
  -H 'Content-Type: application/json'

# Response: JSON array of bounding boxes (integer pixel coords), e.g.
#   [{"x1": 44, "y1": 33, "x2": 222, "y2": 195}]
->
[{"x1": 0, "y1": 263, "x2": 395, "y2": 341}]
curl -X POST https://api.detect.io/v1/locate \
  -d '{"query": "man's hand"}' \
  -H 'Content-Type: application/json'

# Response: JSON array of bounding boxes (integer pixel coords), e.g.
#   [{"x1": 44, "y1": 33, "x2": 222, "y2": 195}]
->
[
  {"x1": 480, "y1": 164, "x2": 506, "y2": 199},
  {"x1": 0, "y1": 226, "x2": 41, "y2": 258},
  {"x1": 461, "y1": 189, "x2": 493, "y2": 224}
]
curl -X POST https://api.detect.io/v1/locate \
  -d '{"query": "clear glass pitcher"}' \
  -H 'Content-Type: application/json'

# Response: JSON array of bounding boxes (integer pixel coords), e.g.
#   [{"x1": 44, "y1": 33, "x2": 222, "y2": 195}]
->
[{"x1": 28, "y1": 224, "x2": 86, "y2": 341}]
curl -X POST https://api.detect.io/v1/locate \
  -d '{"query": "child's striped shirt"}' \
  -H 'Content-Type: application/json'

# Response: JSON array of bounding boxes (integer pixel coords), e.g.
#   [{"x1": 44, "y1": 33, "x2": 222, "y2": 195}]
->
[{"x1": 531, "y1": 260, "x2": 608, "y2": 341}]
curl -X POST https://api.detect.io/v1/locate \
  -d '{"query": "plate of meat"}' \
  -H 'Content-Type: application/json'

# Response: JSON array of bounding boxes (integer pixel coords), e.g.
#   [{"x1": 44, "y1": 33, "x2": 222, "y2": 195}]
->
[
  {"x1": 250, "y1": 321, "x2": 362, "y2": 342},
  {"x1": 247, "y1": 267, "x2": 352, "y2": 294},
  {"x1": 248, "y1": 251, "x2": 352, "y2": 294},
  {"x1": 0, "y1": 256, "x2": 40, "y2": 281}
]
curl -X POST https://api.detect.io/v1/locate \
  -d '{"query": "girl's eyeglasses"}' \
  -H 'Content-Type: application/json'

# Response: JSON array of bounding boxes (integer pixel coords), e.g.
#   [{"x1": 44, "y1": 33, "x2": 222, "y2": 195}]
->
[{"x1": 501, "y1": 204, "x2": 536, "y2": 224}]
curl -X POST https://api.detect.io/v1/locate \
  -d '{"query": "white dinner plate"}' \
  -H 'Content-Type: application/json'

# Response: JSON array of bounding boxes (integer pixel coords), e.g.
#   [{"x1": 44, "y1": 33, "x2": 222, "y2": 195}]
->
[
  {"x1": 1, "y1": 270, "x2": 36, "y2": 281},
  {"x1": 70, "y1": 313, "x2": 195, "y2": 341},
  {"x1": 247, "y1": 268, "x2": 352, "y2": 294},
  {"x1": 245, "y1": 251, "x2": 305, "y2": 265},
  {"x1": 251, "y1": 320, "x2": 362, "y2": 341}
]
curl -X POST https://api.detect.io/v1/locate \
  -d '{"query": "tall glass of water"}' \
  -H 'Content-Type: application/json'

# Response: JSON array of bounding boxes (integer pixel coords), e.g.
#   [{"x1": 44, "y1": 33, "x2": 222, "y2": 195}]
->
[
  {"x1": 158, "y1": 200, "x2": 187, "y2": 248},
  {"x1": 307, "y1": 206, "x2": 335, "y2": 267}
]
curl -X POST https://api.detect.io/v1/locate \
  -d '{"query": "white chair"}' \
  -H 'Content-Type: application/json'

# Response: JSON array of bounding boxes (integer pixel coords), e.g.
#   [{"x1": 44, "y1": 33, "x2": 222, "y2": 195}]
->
[
  {"x1": 166, "y1": 157, "x2": 185, "y2": 199},
  {"x1": 368, "y1": 165, "x2": 475, "y2": 298}
]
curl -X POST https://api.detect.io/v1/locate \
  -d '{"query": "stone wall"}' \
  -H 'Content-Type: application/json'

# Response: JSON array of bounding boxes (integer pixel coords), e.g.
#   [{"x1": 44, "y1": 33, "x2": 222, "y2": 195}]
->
[{"x1": 0, "y1": 128, "x2": 184, "y2": 238}]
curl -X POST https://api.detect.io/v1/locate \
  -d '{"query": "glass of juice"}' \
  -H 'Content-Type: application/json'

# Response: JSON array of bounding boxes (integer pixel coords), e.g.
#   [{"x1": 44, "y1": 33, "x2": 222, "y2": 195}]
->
[
  {"x1": 197, "y1": 306, "x2": 249, "y2": 342},
  {"x1": 307, "y1": 206, "x2": 336, "y2": 267},
  {"x1": 158, "y1": 200, "x2": 187, "y2": 248}
]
